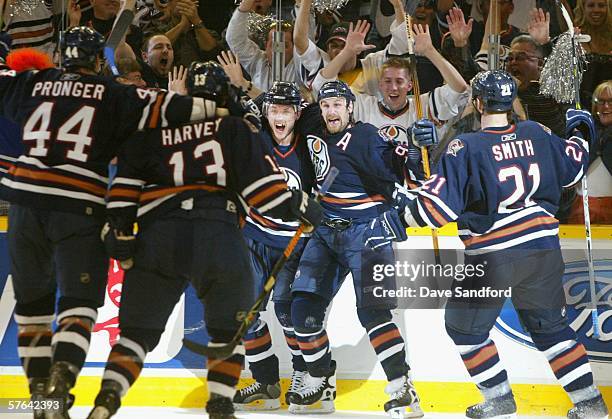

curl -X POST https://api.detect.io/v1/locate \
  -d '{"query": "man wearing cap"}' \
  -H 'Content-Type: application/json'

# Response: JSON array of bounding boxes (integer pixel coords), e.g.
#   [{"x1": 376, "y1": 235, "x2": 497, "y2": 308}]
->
[{"x1": 293, "y1": 0, "x2": 409, "y2": 93}]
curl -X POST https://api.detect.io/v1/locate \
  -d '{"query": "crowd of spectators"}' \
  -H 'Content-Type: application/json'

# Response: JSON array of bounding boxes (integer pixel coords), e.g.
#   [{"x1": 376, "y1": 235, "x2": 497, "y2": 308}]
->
[{"x1": 0, "y1": 0, "x2": 610, "y2": 223}]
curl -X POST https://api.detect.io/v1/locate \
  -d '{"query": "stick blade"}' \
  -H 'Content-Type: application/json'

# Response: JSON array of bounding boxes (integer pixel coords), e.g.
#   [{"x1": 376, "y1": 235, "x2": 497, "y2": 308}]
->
[
  {"x1": 182, "y1": 338, "x2": 236, "y2": 359},
  {"x1": 104, "y1": 46, "x2": 118, "y2": 76}
]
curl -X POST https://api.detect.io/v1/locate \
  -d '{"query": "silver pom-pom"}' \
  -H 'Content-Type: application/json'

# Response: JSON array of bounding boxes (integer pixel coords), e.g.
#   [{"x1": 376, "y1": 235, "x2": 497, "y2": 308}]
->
[
  {"x1": 539, "y1": 31, "x2": 588, "y2": 104},
  {"x1": 8, "y1": 0, "x2": 46, "y2": 17},
  {"x1": 247, "y1": 12, "x2": 276, "y2": 45},
  {"x1": 247, "y1": 12, "x2": 276, "y2": 47},
  {"x1": 312, "y1": 0, "x2": 349, "y2": 14}
]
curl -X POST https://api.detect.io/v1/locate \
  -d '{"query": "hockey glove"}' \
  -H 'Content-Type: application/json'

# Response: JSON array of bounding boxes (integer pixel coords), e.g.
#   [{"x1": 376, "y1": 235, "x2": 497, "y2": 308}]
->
[
  {"x1": 363, "y1": 209, "x2": 408, "y2": 250},
  {"x1": 290, "y1": 190, "x2": 324, "y2": 231},
  {"x1": 566, "y1": 109, "x2": 596, "y2": 145},
  {"x1": 101, "y1": 222, "x2": 137, "y2": 263},
  {"x1": 227, "y1": 88, "x2": 262, "y2": 131},
  {"x1": 411, "y1": 118, "x2": 439, "y2": 147}
]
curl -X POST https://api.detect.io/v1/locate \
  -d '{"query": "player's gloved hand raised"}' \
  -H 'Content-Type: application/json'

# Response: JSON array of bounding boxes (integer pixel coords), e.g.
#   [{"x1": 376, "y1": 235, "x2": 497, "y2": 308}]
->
[
  {"x1": 290, "y1": 190, "x2": 324, "y2": 231},
  {"x1": 411, "y1": 118, "x2": 439, "y2": 147},
  {"x1": 101, "y1": 222, "x2": 137, "y2": 263},
  {"x1": 227, "y1": 87, "x2": 262, "y2": 131},
  {"x1": 363, "y1": 209, "x2": 408, "y2": 250},
  {"x1": 566, "y1": 109, "x2": 595, "y2": 145}
]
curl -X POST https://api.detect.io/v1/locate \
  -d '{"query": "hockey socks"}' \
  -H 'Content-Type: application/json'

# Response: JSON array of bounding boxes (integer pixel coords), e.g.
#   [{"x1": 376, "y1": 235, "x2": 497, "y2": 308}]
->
[
  {"x1": 292, "y1": 292, "x2": 331, "y2": 376},
  {"x1": 275, "y1": 301, "x2": 307, "y2": 372},
  {"x1": 15, "y1": 316, "x2": 54, "y2": 388},
  {"x1": 446, "y1": 327, "x2": 512, "y2": 402},
  {"x1": 243, "y1": 319, "x2": 279, "y2": 384},
  {"x1": 207, "y1": 347, "x2": 245, "y2": 400},
  {"x1": 14, "y1": 294, "x2": 55, "y2": 389},
  {"x1": 101, "y1": 336, "x2": 146, "y2": 397},
  {"x1": 531, "y1": 329, "x2": 600, "y2": 404},
  {"x1": 52, "y1": 305, "x2": 97, "y2": 375},
  {"x1": 367, "y1": 321, "x2": 409, "y2": 381}
]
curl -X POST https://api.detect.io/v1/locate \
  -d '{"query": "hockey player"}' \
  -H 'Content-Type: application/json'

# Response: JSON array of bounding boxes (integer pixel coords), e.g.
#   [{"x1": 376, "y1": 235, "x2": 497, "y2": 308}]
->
[
  {"x1": 288, "y1": 79, "x2": 424, "y2": 417},
  {"x1": 233, "y1": 81, "x2": 318, "y2": 411},
  {"x1": 86, "y1": 62, "x2": 324, "y2": 419},
  {"x1": 391, "y1": 70, "x2": 609, "y2": 419},
  {"x1": 314, "y1": 22, "x2": 468, "y2": 147},
  {"x1": 0, "y1": 26, "x2": 218, "y2": 419}
]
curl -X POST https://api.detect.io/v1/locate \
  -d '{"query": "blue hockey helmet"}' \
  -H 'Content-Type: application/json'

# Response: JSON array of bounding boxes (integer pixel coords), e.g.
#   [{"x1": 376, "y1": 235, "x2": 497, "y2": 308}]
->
[
  {"x1": 471, "y1": 70, "x2": 517, "y2": 113},
  {"x1": 318, "y1": 80, "x2": 355, "y2": 104},
  {"x1": 187, "y1": 61, "x2": 230, "y2": 105},
  {"x1": 61, "y1": 26, "x2": 105, "y2": 70},
  {"x1": 264, "y1": 81, "x2": 301, "y2": 106}
]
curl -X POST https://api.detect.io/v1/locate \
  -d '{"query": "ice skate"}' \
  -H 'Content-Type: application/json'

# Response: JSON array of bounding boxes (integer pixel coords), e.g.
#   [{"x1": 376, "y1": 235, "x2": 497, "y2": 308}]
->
[
  {"x1": 384, "y1": 373, "x2": 424, "y2": 418},
  {"x1": 567, "y1": 394, "x2": 609, "y2": 419},
  {"x1": 465, "y1": 392, "x2": 517, "y2": 418},
  {"x1": 288, "y1": 362, "x2": 336, "y2": 414},
  {"x1": 44, "y1": 362, "x2": 78, "y2": 419},
  {"x1": 207, "y1": 393, "x2": 238, "y2": 419},
  {"x1": 86, "y1": 384, "x2": 122, "y2": 419},
  {"x1": 232, "y1": 381, "x2": 281, "y2": 411},
  {"x1": 285, "y1": 370, "x2": 308, "y2": 405}
]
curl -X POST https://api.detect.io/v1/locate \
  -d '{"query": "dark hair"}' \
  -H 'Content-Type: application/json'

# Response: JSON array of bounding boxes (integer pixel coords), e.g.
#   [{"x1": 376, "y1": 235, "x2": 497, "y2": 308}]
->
[
  {"x1": 141, "y1": 32, "x2": 167, "y2": 52},
  {"x1": 510, "y1": 35, "x2": 545, "y2": 58}
]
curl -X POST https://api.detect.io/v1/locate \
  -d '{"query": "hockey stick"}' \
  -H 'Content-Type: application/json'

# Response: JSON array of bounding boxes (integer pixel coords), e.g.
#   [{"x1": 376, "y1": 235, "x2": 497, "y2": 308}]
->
[
  {"x1": 271, "y1": 0, "x2": 285, "y2": 82},
  {"x1": 553, "y1": 0, "x2": 600, "y2": 339},
  {"x1": 104, "y1": 0, "x2": 136, "y2": 75},
  {"x1": 183, "y1": 167, "x2": 340, "y2": 359},
  {"x1": 405, "y1": 14, "x2": 441, "y2": 265},
  {"x1": 487, "y1": 0, "x2": 501, "y2": 70}
]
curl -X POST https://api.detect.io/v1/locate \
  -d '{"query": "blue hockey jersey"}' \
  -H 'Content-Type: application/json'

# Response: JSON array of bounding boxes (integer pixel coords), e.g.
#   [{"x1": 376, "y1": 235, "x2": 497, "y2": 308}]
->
[
  {"x1": 242, "y1": 129, "x2": 316, "y2": 248},
  {"x1": 306, "y1": 122, "x2": 403, "y2": 220},
  {"x1": 0, "y1": 67, "x2": 194, "y2": 217},
  {"x1": 405, "y1": 121, "x2": 588, "y2": 251},
  {"x1": 107, "y1": 116, "x2": 295, "y2": 229}
]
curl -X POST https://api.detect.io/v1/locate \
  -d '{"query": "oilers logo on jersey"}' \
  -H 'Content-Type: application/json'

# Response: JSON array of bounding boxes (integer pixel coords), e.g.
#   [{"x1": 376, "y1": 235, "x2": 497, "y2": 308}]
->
[
  {"x1": 378, "y1": 124, "x2": 409, "y2": 145},
  {"x1": 307, "y1": 134, "x2": 330, "y2": 182},
  {"x1": 281, "y1": 166, "x2": 302, "y2": 190},
  {"x1": 446, "y1": 138, "x2": 464, "y2": 156}
]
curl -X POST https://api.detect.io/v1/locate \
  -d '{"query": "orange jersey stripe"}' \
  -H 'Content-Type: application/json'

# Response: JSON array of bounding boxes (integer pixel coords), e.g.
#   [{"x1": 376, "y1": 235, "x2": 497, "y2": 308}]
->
[
  {"x1": 249, "y1": 210, "x2": 278, "y2": 228},
  {"x1": 109, "y1": 352, "x2": 142, "y2": 379},
  {"x1": 108, "y1": 187, "x2": 141, "y2": 199},
  {"x1": 244, "y1": 334, "x2": 272, "y2": 351},
  {"x1": 298, "y1": 335, "x2": 329, "y2": 351},
  {"x1": 10, "y1": 167, "x2": 106, "y2": 196},
  {"x1": 148, "y1": 93, "x2": 165, "y2": 129},
  {"x1": 249, "y1": 183, "x2": 287, "y2": 207},
  {"x1": 207, "y1": 359, "x2": 242, "y2": 379},
  {"x1": 284, "y1": 336, "x2": 298, "y2": 346},
  {"x1": 370, "y1": 329, "x2": 401, "y2": 349},
  {"x1": 10, "y1": 27, "x2": 53, "y2": 40},
  {"x1": 422, "y1": 196, "x2": 447, "y2": 226},
  {"x1": 140, "y1": 184, "x2": 224, "y2": 202},
  {"x1": 463, "y1": 344, "x2": 497, "y2": 370},
  {"x1": 463, "y1": 216, "x2": 557, "y2": 247},
  {"x1": 550, "y1": 345, "x2": 586, "y2": 373},
  {"x1": 18, "y1": 331, "x2": 52, "y2": 337},
  {"x1": 322, "y1": 194, "x2": 385, "y2": 205}
]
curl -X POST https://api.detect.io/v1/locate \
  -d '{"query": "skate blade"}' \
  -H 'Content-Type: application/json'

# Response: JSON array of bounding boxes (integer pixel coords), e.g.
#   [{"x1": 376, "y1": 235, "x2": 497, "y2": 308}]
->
[
  {"x1": 388, "y1": 402, "x2": 425, "y2": 418},
  {"x1": 86, "y1": 405, "x2": 112, "y2": 419},
  {"x1": 233, "y1": 398, "x2": 280, "y2": 411},
  {"x1": 464, "y1": 414, "x2": 516, "y2": 419},
  {"x1": 288, "y1": 400, "x2": 335, "y2": 414}
]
